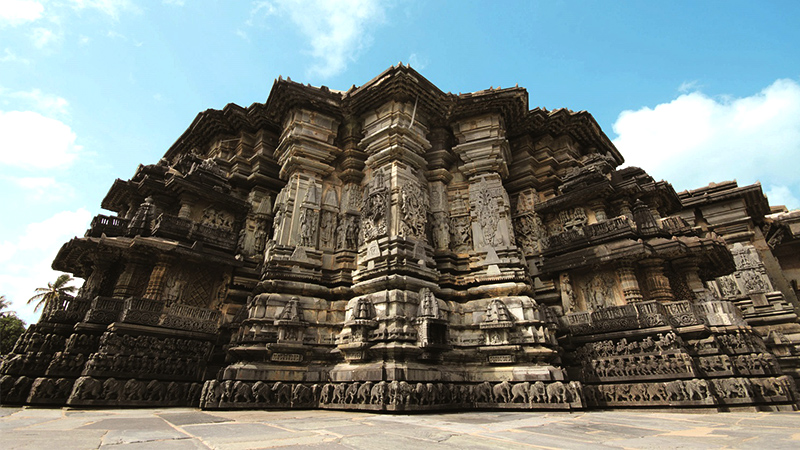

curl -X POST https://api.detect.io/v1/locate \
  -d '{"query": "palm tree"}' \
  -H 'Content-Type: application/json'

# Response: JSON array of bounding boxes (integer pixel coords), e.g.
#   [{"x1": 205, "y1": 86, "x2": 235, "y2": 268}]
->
[
  {"x1": 27, "y1": 274, "x2": 77, "y2": 313},
  {"x1": 0, "y1": 295, "x2": 11, "y2": 317}
]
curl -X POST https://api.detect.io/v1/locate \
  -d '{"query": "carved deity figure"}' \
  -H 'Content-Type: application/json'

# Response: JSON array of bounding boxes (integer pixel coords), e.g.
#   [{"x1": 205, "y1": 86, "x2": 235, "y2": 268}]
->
[
  {"x1": 449, "y1": 216, "x2": 472, "y2": 252},
  {"x1": 473, "y1": 179, "x2": 501, "y2": 247},
  {"x1": 399, "y1": 183, "x2": 428, "y2": 239},
  {"x1": 277, "y1": 297, "x2": 303, "y2": 322},
  {"x1": 418, "y1": 288, "x2": 439, "y2": 319},
  {"x1": 585, "y1": 274, "x2": 613, "y2": 310},
  {"x1": 560, "y1": 273, "x2": 576, "y2": 313},
  {"x1": 298, "y1": 207, "x2": 318, "y2": 248}
]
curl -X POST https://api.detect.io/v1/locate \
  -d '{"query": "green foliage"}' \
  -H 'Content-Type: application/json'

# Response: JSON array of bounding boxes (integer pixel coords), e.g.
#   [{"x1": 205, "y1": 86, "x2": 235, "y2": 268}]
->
[
  {"x1": 27, "y1": 274, "x2": 77, "y2": 313},
  {"x1": 0, "y1": 315, "x2": 26, "y2": 355}
]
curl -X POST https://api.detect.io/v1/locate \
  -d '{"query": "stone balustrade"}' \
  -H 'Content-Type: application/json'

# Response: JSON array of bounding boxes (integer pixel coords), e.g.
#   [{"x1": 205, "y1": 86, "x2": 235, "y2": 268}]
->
[
  {"x1": 565, "y1": 299, "x2": 706, "y2": 335},
  {"x1": 85, "y1": 214, "x2": 130, "y2": 238}
]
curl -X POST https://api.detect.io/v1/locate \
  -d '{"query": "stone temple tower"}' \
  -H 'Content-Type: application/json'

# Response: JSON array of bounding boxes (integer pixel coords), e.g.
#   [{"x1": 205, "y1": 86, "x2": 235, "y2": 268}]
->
[{"x1": 1, "y1": 65, "x2": 797, "y2": 412}]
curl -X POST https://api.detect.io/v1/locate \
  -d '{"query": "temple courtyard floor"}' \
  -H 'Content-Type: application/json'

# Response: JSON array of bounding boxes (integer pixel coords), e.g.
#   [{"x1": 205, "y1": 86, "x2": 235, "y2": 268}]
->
[{"x1": 2, "y1": 406, "x2": 799, "y2": 449}]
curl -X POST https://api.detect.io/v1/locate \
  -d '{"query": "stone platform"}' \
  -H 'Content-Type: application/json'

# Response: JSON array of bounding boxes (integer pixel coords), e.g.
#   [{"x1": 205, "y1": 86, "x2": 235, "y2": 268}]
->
[{"x1": 1, "y1": 407, "x2": 799, "y2": 449}]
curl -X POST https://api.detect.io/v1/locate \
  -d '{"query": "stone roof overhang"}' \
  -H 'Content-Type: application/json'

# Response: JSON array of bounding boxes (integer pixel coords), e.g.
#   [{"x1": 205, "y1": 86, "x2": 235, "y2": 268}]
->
[
  {"x1": 162, "y1": 64, "x2": 625, "y2": 172},
  {"x1": 53, "y1": 235, "x2": 243, "y2": 277},
  {"x1": 101, "y1": 179, "x2": 139, "y2": 213},
  {"x1": 345, "y1": 64, "x2": 452, "y2": 127},
  {"x1": 513, "y1": 108, "x2": 624, "y2": 165},
  {"x1": 164, "y1": 103, "x2": 281, "y2": 161},
  {"x1": 678, "y1": 181, "x2": 771, "y2": 224}
]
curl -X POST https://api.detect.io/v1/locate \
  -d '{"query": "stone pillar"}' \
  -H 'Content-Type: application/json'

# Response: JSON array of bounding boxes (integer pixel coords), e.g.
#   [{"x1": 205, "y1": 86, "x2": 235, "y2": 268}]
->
[
  {"x1": 112, "y1": 255, "x2": 151, "y2": 299},
  {"x1": 673, "y1": 258, "x2": 705, "y2": 298},
  {"x1": 617, "y1": 263, "x2": 643, "y2": 303},
  {"x1": 589, "y1": 199, "x2": 608, "y2": 223},
  {"x1": 144, "y1": 257, "x2": 172, "y2": 301},
  {"x1": 613, "y1": 199, "x2": 633, "y2": 222},
  {"x1": 270, "y1": 108, "x2": 340, "y2": 249},
  {"x1": 426, "y1": 127, "x2": 455, "y2": 251},
  {"x1": 178, "y1": 194, "x2": 197, "y2": 220},
  {"x1": 641, "y1": 259, "x2": 673, "y2": 302},
  {"x1": 452, "y1": 114, "x2": 516, "y2": 256}
]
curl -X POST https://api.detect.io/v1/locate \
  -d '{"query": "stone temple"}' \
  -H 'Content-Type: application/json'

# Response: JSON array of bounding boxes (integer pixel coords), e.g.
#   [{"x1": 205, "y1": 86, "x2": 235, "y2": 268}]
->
[{"x1": 2, "y1": 65, "x2": 800, "y2": 411}]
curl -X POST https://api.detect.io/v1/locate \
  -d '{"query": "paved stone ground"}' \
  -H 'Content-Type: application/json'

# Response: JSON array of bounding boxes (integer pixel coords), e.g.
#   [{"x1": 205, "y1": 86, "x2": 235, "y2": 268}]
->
[{"x1": 2, "y1": 406, "x2": 799, "y2": 449}]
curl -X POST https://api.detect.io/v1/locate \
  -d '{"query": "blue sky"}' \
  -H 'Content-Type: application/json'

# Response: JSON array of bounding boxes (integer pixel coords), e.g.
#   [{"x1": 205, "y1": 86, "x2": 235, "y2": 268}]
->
[{"x1": 1, "y1": 0, "x2": 799, "y2": 324}]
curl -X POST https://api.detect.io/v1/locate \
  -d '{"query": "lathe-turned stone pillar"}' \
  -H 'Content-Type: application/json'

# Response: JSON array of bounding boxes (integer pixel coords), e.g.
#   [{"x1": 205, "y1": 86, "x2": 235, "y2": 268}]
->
[
  {"x1": 616, "y1": 263, "x2": 643, "y2": 303},
  {"x1": 641, "y1": 259, "x2": 673, "y2": 302}
]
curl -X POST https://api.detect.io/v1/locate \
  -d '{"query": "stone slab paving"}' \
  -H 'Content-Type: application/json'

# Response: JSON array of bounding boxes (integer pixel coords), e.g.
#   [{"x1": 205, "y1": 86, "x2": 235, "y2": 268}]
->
[{"x1": 1, "y1": 406, "x2": 799, "y2": 449}]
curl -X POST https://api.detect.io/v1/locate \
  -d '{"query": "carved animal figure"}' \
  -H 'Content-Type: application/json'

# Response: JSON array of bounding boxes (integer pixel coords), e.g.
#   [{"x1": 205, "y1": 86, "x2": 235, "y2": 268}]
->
[
  {"x1": 319, "y1": 383, "x2": 334, "y2": 404},
  {"x1": 252, "y1": 381, "x2": 271, "y2": 403},
  {"x1": 27, "y1": 377, "x2": 54, "y2": 402},
  {"x1": 55, "y1": 378, "x2": 74, "y2": 399},
  {"x1": 665, "y1": 381, "x2": 686, "y2": 401},
  {"x1": 272, "y1": 381, "x2": 291, "y2": 404},
  {"x1": 510, "y1": 382, "x2": 530, "y2": 403},
  {"x1": 474, "y1": 381, "x2": 492, "y2": 403},
  {"x1": 344, "y1": 382, "x2": 360, "y2": 404},
  {"x1": 493, "y1": 381, "x2": 512, "y2": 403},
  {"x1": 529, "y1": 381, "x2": 547, "y2": 403},
  {"x1": 645, "y1": 383, "x2": 666, "y2": 402},
  {"x1": 292, "y1": 384, "x2": 313, "y2": 404},
  {"x1": 389, "y1": 380, "x2": 411, "y2": 406},
  {"x1": 233, "y1": 381, "x2": 253, "y2": 403},
  {"x1": 102, "y1": 378, "x2": 122, "y2": 401},
  {"x1": 220, "y1": 380, "x2": 235, "y2": 403},
  {"x1": 332, "y1": 383, "x2": 346, "y2": 404},
  {"x1": 73, "y1": 376, "x2": 102, "y2": 400},
  {"x1": 684, "y1": 378, "x2": 710, "y2": 400},
  {"x1": 628, "y1": 383, "x2": 646, "y2": 402},
  {"x1": 546, "y1": 381, "x2": 568, "y2": 403},
  {"x1": 201, "y1": 380, "x2": 222, "y2": 407},
  {"x1": 124, "y1": 379, "x2": 144, "y2": 401},
  {"x1": 147, "y1": 380, "x2": 167, "y2": 402},
  {"x1": 357, "y1": 381, "x2": 373, "y2": 404},
  {"x1": 370, "y1": 381, "x2": 387, "y2": 405},
  {"x1": 412, "y1": 383, "x2": 428, "y2": 405},
  {"x1": 188, "y1": 383, "x2": 203, "y2": 406},
  {"x1": 567, "y1": 381, "x2": 583, "y2": 404}
]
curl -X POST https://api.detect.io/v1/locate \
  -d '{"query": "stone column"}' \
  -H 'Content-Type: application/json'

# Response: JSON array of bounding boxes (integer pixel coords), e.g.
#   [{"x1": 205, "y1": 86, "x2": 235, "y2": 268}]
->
[
  {"x1": 589, "y1": 199, "x2": 608, "y2": 222},
  {"x1": 143, "y1": 257, "x2": 172, "y2": 301},
  {"x1": 270, "y1": 108, "x2": 340, "y2": 249},
  {"x1": 426, "y1": 127, "x2": 455, "y2": 251},
  {"x1": 178, "y1": 194, "x2": 197, "y2": 220},
  {"x1": 452, "y1": 114, "x2": 516, "y2": 256},
  {"x1": 673, "y1": 258, "x2": 705, "y2": 298},
  {"x1": 641, "y1": 259, "x2": 673, "y2": 302},
  {"x1": 616, "y1": 263, "x2": 643, "y2": 303},
  {"x1": 112, "y1": 255, "x2": 151, "y2": 299}
]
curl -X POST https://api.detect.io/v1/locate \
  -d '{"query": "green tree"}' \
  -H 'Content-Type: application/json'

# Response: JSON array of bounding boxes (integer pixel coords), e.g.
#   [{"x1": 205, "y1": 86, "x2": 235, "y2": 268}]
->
[
  {"x1": 0, "y1": 315, "x2": 26, "y2": 355},
  {"x1": 0, "y1": 295, "x2": 11, "y2": 317},
  {"x1": 27, "y1": 274, "x2": 77, "y2": 313}
]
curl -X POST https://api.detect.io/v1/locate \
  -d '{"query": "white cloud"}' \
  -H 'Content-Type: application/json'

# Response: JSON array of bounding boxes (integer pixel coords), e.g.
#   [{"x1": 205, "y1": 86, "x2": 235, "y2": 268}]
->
[
  {"x1": 163, "y1": 0, "x2": 185, "y2": 5},
  {"x1": 31, "y1": 27, "x2": 61, "y2": 48},
  {"x1": 0, "y1": 110, "x2": 82, "y2": 169},
  {"x1": 612, "y1": 78, "x2": 800, "y2": 210},
  {"x1": 0, "y1": 0, "x2": 44, "y2": 26},
  {"x1": 408, "y1": 53, "x2": 427, "y2": 70},
  {"x1": 0, "y1": 208, "x2": 91, "y2": 324},
  {"x1": 5, "y1": 88, "x2": 69, "y2": 115},
  {"x1": 765, "y1": 185, "x2": 800, "y2": 210},
  {"x1": 260, "y1": 0, "x2": 387, "y2": 79},
  {"x1": 7, "y1": 176, "x2": 77, "y2": 202},
  {"x1": 68, "y1": 0, "x2": 139, "y2": 20},
  {"x1": 0, "y1": 48, "x2": 30, "y2": 64}
]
